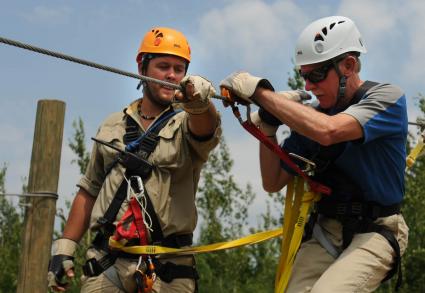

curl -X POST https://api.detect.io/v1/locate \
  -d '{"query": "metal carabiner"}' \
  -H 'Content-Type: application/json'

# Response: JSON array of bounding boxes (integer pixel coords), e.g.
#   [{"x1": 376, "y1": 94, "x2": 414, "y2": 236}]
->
[{"x1": 289, "y1": 153, "x2": 316, "y2": 176}]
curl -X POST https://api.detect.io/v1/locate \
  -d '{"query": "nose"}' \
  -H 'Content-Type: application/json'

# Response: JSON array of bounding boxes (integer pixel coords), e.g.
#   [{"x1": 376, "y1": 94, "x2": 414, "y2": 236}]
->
[
  {"x1": 165, "y1": 69, "x2": 177, "y2": 81},
  {"x1": 304, "y1": 79, "x2": 316, "y2": 91}
]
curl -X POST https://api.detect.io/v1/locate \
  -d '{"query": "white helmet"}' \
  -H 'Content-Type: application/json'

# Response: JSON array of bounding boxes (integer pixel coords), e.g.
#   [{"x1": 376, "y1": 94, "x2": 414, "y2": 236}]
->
[{"x1": 295, "y1": 16, "x2": 367, "y2": 66}]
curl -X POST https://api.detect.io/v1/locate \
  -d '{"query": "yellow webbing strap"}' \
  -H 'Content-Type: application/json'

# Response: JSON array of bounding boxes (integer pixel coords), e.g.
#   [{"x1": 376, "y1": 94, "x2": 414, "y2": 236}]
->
[
  {"x1": 274, "y1": 177, "x2": 321, "y2": 293},
  {"x1": 109, "y1": 227, "x2": 283, "y2": 256},
  {"x1": 406, "y1": 138, "x2": 425, "y2": 169},
  {"x1": 108, "y1": 177, "x2": 320, "y2": 293}
]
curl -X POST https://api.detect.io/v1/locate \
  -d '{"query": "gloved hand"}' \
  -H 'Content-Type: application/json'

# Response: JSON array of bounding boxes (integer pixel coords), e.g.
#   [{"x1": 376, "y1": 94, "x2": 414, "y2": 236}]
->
[
  {"x1": 219, "y1": 71, "x2": 274, "y2": 105},
  {"x1": 276, "y1": 90, "x2": 312, "y2": 103},
  {"x1": 47, "y1": 238, "x2": 78, "y2": 292},
  {"x1": 177, "y1": 75, "x2": 215, "y2": 114}
]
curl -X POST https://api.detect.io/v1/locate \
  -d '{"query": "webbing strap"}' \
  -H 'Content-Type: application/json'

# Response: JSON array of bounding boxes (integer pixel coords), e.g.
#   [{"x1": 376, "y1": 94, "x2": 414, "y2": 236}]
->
[
  {"x1": 406, "y1": 138, "x2": 425, "y2": 169},
  {"x1": 129, "y1": 197, "x2": 148, "y2": 246},
  {"x1": 108, "y1": 228, "x2": 284, "y2": 255},
  {"x1": 275, "y1": 178, "x2": 321, "y2": 293},
  {"x1": 98, "y1": 108, "x2": 178, "y2": 236}
]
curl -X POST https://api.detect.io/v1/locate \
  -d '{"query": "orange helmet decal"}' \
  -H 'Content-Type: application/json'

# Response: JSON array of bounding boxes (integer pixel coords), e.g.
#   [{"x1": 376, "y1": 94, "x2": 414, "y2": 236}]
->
[{"x1": 136, "y1": 27, "x2": 191, "y2": 63}]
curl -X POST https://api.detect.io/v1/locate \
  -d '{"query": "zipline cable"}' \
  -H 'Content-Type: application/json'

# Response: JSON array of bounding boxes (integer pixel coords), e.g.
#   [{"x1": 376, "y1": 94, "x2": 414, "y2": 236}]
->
[{"x1": 0, "y1": 36, "x2": 229, "y2": 102}]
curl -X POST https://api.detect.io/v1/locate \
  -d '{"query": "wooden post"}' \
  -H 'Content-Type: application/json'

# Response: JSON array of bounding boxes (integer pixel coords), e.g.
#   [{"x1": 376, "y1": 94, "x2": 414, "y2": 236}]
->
[{"x1": 17, "y1": 100, "x2": 66, "y2": 293}]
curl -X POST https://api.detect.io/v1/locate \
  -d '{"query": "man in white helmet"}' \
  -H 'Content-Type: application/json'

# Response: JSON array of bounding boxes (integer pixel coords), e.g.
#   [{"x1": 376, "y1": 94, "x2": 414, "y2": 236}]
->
[{"x1": 220, "y1": 16, "x2": 408, "y2": 292}]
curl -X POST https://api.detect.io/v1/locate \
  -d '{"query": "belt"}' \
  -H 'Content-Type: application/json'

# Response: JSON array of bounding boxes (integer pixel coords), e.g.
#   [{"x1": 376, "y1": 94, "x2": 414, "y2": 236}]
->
[
  {"x1": 316, "y1": 201, "x2": 400, "y2": 219},
  {"x1": 84, "y1": 231, "x2": 194, "y2": 278},
  {"x1": 153, "y1": 258, "x2": 199, "y2": 283},
  {"x1": 93, "y1": 230, "x2": 193, "y2": 250}
]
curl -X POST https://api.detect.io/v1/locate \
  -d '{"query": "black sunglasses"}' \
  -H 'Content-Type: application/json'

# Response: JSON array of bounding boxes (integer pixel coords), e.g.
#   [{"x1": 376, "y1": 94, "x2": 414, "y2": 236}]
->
[{"x1": 299, "y1": 62, "x2": 334, "y2": 84}]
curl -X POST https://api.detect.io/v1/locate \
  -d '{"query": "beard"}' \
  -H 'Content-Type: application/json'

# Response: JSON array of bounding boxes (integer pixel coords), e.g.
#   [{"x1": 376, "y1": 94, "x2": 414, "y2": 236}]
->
[{"x1": 143, "y1": 82, "x2": 174, "y2": 107}]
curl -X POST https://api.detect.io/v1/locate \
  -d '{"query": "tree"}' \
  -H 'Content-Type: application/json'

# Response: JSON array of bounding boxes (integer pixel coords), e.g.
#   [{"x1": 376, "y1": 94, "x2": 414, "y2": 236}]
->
[
  {"x1": 195, "y1": 137, "x2": 282, "y2": 292},
  {"x1": 391, "y1": 95, "x2": 425, "y2": 292},
  {"x1": 0, "y1": 164, "x2": 25, "y2": 293},
  {"x1": 287, "y1": 59, "x2": 305, "y2": 91},
  {"x1": 68, "y1": 117, "x2": 90, "y2": 175}
]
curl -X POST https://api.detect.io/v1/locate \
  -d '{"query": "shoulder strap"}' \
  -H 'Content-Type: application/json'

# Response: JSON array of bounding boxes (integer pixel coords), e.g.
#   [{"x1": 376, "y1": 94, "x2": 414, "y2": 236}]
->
[
  {"x1": 351, "y1": 80, "x2": 379, "y2": 105},
  {"x1": 98, "y1": 108, "x2": 180, "y2": 234}
]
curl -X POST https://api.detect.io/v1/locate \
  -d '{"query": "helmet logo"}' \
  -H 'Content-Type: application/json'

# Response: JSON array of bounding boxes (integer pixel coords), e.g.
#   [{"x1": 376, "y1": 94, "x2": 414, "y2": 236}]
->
[{"x1": 153, "y1": 30, "x2": 164, "y2": 46}]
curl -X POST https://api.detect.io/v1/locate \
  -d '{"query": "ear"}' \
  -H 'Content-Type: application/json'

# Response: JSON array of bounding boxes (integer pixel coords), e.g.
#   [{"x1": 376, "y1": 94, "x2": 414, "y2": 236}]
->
[{"x1": 341, "y1": 56, "x2": 356, "y2": 76}]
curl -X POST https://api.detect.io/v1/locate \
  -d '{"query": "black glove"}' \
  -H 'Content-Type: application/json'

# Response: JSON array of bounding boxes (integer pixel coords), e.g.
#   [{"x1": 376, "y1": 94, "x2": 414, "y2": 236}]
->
[{"x1": 48, "y1": 254, "x2": 75, "y2": 287}]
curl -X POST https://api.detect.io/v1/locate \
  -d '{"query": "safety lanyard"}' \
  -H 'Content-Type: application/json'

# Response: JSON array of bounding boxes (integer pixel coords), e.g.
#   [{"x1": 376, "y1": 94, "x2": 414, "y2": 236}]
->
[{"x1": 230, "y1": 105, "x2": 331, "y2": 195}]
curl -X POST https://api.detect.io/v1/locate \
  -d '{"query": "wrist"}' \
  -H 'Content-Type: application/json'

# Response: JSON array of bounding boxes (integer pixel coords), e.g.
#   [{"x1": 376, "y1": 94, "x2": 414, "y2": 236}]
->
[
  {"x1": 250, "y1": 111, "x2": 278, "y2": 136},
  {"x1": 183, "y1": 98, "x2": 210, "y2": 115},
  {"x1": 55, "y1": 238, "x2": 78, "y2": 256}
]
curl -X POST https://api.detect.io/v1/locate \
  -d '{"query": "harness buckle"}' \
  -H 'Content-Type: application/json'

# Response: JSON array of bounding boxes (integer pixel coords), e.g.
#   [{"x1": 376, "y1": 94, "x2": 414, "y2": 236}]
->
[
  {"x1": 336, "y1": 204, "x2": 347, "y2": 215},
  {"x1": 351, "y1": 202, "x2": 363, "y2": 216}
]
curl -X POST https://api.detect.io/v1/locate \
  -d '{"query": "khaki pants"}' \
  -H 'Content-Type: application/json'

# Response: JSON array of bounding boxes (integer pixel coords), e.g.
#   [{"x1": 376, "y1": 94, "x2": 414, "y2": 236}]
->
[
  {"x1": 81, "y1": 249, "x2": 196, "y2": 293},
  {"x1": 286, "y1": 214, "x2": 409, "y2": 293}
]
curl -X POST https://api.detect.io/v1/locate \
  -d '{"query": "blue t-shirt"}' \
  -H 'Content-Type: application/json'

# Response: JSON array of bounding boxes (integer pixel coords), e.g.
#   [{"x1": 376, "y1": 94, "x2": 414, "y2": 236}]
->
[{"x1": 281, "y1": 82, "x2": 407, "y2": 205}]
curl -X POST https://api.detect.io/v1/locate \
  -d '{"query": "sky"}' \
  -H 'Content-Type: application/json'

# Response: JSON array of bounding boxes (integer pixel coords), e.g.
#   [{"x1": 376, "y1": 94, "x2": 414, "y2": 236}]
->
[{"x1": 1, "y1": 0, "x2": 425, "y2": 230}]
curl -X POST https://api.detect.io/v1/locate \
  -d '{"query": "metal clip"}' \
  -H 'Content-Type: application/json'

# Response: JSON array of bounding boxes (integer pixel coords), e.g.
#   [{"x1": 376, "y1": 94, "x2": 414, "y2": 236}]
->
[{"x1": 289, "y1": 153, "x2": 316, "y2": 175}]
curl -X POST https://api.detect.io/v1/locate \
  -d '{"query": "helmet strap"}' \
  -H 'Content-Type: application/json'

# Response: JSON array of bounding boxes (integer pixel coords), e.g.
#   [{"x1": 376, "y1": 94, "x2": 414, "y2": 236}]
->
[{"x1": 331, "y1": 58, "x2": 347, "y2": 111}]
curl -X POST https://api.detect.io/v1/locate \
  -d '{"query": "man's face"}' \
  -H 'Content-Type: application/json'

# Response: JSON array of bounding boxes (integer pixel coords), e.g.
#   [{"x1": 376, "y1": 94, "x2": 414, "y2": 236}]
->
[
  {"x1": 142, "y1": 55, "x2": 187, "y2": 106},
  {"x1": 300, "y1": 62, "x2": 340, "y2": 109}
]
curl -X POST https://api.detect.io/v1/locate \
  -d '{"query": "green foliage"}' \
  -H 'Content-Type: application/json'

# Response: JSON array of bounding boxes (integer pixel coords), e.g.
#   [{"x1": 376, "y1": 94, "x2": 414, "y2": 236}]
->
[
  {"x1": 69, "y1": 117, "x2": 90, "y2": 175},
  {"x1": 375, "y1": 95, "x2": 425, "y2": 293},
  {"x1": 0, "y1": 164, "x2": 24, "y2": 293},
  {"x1": 287, "y1": 59, "x2": 305, "y2": 91},
  {"x1": 195, "y1": 138, "x2": 281, "y2": 292},
  {"x1": 52, "y1": 117, "x2": 93, "y2": 292}
]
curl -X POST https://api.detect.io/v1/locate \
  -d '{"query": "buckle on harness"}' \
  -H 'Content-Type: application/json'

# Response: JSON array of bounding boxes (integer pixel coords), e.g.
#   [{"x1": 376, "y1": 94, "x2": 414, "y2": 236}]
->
[
  {"x1": 351, "y1": 202, "x2": 362, "y2": 215},
  {"x1": 82, "y1": 258, "x2": 103, "y2": 277}
]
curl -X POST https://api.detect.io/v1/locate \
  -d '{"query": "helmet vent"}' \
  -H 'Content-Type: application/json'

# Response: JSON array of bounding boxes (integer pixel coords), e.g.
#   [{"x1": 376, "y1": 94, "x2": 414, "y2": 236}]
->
[
  {"x1": 322, "y1": 27, "x2": 328, "y2": 35},
  {"x1": 314, "y1": 33, "x2": 324, "y2": 42},
  {"x1": 338, "y1": 20, "x2": 345, "y2": 24},
  {"x1": 330, "y1": 22, "x2": 336, "y2": 30}
]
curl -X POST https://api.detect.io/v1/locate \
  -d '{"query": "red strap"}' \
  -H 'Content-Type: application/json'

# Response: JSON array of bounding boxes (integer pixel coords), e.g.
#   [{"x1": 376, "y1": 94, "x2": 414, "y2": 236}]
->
[
  {"x1": 114, "y1": 208, "x2": 138, "y2": 241},
  {"x1": 129, "y1": 197, "x2": 149, "y2": 246},
  {"x1": 232, "y1": 106, "x2": 330, "y2": 195}
]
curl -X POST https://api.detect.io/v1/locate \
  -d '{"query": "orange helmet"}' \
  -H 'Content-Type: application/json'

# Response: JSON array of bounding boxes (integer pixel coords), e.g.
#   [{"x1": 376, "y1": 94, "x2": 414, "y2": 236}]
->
[{"x1": 136, "y1": 27, "x2": 191, "y2": 63}]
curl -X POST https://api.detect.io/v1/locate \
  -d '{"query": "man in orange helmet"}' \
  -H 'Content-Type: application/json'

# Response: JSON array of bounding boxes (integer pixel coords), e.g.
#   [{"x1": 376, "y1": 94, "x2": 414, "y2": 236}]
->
[{"x1": 48, "y1": 27, "x2": 221, "y2": 293}]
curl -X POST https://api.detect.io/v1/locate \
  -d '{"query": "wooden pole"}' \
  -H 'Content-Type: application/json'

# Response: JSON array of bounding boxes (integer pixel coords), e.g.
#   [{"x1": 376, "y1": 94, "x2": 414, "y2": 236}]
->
[{"x1": 17, "y1": 100, "x2": 66, "y2": 293}]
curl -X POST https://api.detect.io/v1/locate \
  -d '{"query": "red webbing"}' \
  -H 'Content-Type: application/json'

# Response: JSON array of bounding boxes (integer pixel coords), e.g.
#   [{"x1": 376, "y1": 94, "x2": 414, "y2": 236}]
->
[{"x1": 231, "y1": 104, "x2": 330, "y2": 195}]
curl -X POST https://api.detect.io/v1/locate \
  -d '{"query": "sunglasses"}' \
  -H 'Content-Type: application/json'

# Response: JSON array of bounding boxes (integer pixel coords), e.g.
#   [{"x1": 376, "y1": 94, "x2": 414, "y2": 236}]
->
[{"x1": 299, "y1": 62, "x2": 334, "y2": 84}]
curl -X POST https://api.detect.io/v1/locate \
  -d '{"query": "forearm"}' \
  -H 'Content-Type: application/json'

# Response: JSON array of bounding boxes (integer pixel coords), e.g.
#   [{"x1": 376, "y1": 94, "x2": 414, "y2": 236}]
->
[
  {"x1": 254, "y1": 88, "x2": 336, "y2": 144},
  {"x1": 259, "y1": 137, "x2": 292, "y2": 192},
  {"x1": 188, "y1": 103, "x2": 219, "y2": 137},
  {"x1": 62, "y1": 188, "x2": 96, "y2": 242}
]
